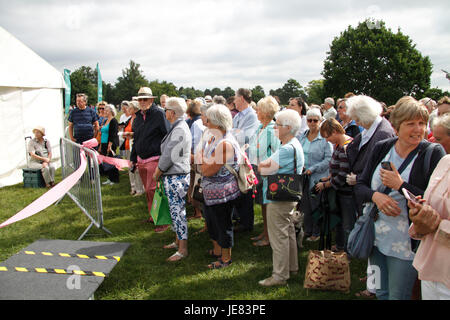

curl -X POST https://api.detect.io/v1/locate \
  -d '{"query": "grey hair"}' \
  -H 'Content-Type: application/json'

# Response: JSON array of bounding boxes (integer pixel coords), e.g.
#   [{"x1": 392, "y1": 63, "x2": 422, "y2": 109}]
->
[
  {"x1": 306, "y1": 107, "x2": 322, "y2": 120},
  {"x1": 420, "y1": 97, "x2": 437, "y2": 109},
  {"x1": 276, "y1": 109, "x2": 302, "y2": 136},
  {"x1": 105, "y1": 104, "x2": 117, "y2": 117},
  {"x1": 201, "y1": 102, "x2": 213, "y2": 114},
  {"x1": 433, "y1": 113, "x2": 450, "y2": 136},
  {"x1": 166, "y1": 97, "x2": 187, "y2": 118},
  {"x1": 345, "y1": 95, "x2": 382, "y2": 127},
  {"x1": 213, "y1": 95, "x2": 226, "y2": 105},
  {"x1": 324, "y1": 97, "x2": 335, "y2": 106},
  {"x1": 206, "y1": 104, "x2": 233, "y2": 131}
]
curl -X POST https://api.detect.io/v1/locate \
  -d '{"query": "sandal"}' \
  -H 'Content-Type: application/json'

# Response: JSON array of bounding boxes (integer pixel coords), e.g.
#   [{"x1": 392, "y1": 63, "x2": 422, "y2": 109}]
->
[
  {"x1": 207, "y1": 249, "x2": 221, "y2": 259},
  {"x1": 355, "y1": 289, "x2": 376, "y2": 299},
  {"x1": 253, "y1": 239, "x2": 270, "y2": 247},
  {"x1": 167, "y1": 251, "x2": 187, "y2": 262},
  {"x1": 250, "y1": 234, "x2": 264, "y2": 241},
  {"x1": 208, "y1": 258, "x2": 232, "y2": 269},
  {"x1": 163, "y1": 242, "x2": 178, "y2": 249}
]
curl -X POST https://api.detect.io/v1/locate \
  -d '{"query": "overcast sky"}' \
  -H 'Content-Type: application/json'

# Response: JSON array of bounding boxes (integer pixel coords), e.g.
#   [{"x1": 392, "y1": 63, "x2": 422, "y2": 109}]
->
[{"x1": 1, "y1": 0, "x2": 449, "y2": 94}]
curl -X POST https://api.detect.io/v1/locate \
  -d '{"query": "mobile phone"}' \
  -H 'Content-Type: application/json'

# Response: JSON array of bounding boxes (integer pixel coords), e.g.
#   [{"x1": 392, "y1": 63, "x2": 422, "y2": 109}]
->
[
  {"x1": 402, "y1": 188, "x2": 418, "y2": 204},
  {"x1": 381, "y1": 161, "x2": 393, "y2": 171}
]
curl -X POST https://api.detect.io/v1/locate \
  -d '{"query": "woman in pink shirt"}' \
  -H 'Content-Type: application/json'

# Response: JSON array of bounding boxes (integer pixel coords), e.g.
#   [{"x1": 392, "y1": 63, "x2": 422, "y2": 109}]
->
[{"x1": 408, "y1": 154, "x2": 450, "y2": 300}]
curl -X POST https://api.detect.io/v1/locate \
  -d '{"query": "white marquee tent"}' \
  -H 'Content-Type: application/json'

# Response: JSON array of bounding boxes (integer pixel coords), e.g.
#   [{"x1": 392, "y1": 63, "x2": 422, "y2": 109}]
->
[{"x1": 0, "y1": 26, "x2": 66, "y2": 187}]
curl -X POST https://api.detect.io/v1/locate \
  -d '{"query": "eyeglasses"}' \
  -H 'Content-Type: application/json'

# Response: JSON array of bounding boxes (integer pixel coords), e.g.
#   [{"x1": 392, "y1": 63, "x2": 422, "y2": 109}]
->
[
  {"x1": 274, "y1": 122, "x2": 289, "y2": 127},
  {"x1": 98, "y1": 108, "x2": 104, "y2": 110},
  {"x1": 307, "y1": 119, "x2": 319, "y2": 123},
  {"x1": 138, "y1": 98, "x2": 150, "y2": 101}
]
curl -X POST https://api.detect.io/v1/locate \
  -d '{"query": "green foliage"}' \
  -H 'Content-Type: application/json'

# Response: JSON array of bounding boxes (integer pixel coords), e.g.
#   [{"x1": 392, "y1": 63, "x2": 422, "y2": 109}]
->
[
  {"x1": 322, "y1": 19, "x2": 432, "y2": 105},
  {"x1": 420, "y1": 87, "x2": 450, "y2": 102},
  {"x1": 270, "y1": 78, "x2": 307, "y2": 105},
  {"x1": 305, "y1": 80, "x2": 326, "y2": 105},
  {"x1": 113, "y1": 60, "x2": 150, "y2": 104},
  {"x1": 69, "y1": 66, "x2": 98, "y2": 105},
  {"x1": 251, "y1": 85, "x2": 266, "y2": 103}
]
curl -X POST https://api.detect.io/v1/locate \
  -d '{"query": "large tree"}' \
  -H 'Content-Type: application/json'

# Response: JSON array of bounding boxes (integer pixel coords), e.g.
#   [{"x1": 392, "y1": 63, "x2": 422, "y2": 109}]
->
[
  {"x1": 322, "y1": 19, "x2": 432, "y2": 105},
  {"x1": 69, "y1": 66, "x2": 98, "y2": 105},
  {"x1": 305, "y1": 79, "x2": 326, "y2": 105},
  {"x1": 251, "y1": 85, "x2": 265, "y2": 103},
  {"x1": 114, "y1": 60, "x2": 150, "y2": 103}
]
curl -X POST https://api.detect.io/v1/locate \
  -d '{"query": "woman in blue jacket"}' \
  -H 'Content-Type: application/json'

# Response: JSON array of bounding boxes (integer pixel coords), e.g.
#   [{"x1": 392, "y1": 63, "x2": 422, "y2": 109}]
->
[{"x1": 298, "y1": 108, "x2": 333, "y2": 241}]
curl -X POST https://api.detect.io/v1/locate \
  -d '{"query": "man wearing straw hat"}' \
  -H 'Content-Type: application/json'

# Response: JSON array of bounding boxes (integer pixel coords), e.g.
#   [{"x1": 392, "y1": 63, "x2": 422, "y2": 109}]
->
[
  {"x1": 27, "y1": 126, "x2": 55, "y2": 188},
  {"x1": 130, "y1": 87, "x2": 170, "y2": 232}
]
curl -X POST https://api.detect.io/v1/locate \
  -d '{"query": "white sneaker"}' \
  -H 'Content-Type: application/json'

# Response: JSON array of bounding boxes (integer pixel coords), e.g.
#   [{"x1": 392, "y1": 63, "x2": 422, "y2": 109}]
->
[{"x1": 102, "y1": 179, "x2": 112, "y2": 185}]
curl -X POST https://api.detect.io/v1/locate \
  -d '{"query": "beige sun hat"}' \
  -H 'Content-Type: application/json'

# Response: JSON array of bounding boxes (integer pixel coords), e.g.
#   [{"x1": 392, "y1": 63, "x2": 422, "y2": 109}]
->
[
  {"x1": 32, "y1": 126, "x2": 46, "y2": 136},
  {"x1": 136, "y1": 87, "x2": 157, "y2": 99}
]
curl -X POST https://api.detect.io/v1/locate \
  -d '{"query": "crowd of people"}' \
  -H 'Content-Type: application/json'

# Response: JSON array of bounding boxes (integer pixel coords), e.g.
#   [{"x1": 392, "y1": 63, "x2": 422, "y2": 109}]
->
[{"x1": 61, "y1": 87, "x2": 450, "y2": 299}]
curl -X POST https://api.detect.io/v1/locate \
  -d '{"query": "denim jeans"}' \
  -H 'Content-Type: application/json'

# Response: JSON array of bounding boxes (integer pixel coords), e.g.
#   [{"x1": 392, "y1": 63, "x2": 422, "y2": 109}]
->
[{"x1": 369, "y1": 246, "x2": 417, "y2": 300}]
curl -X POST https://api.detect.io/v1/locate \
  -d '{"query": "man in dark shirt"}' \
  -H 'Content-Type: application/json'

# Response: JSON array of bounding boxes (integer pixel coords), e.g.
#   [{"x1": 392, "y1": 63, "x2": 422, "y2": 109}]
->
[
  {"x1": 131, "y1": 87, "x2": 169, "y2": 229},
  {"x1": 68, "y1": 93, "x2": 99, "y2": 144}
]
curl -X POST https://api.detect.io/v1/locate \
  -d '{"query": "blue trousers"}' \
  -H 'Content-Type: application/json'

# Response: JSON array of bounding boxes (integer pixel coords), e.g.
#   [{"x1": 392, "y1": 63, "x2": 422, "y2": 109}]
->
[{"x1": 369, "y1": 246, "x2": 417, "y2": 300}]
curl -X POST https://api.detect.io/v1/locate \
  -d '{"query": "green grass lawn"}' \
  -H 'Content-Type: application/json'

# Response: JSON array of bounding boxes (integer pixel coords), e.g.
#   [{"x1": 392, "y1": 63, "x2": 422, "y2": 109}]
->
[{"x1": 0, "y1": 168, "x2": 369, "y2": 300}]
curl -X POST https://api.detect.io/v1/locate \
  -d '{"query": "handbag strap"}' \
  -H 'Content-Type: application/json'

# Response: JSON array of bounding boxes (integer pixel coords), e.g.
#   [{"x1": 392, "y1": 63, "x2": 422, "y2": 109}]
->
[
  {"x1": 380, "y1": 144, "x2": 421, "y2": 195},
  {"x1": 292, "y1": 144, "x2": 298, "y2": 174}
]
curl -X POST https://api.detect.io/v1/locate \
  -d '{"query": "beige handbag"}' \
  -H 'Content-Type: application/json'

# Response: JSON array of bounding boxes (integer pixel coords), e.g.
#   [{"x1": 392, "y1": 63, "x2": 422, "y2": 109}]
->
[{"x1": 303, "y1": 250, "x2": 351, "y2": 293}]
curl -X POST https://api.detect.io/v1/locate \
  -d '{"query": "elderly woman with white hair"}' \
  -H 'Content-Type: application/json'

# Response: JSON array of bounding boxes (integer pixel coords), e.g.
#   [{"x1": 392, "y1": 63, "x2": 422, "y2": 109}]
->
[
  {"x1": 200, "y1": 104, "x2": 242, "y2": 269},
  {"x1": 99, "y1": 104, "x2": 120, "y2": 185},
  {"x1": 257, "y1": 109, "x2": 304, "y2": 287},
  {"x1": 298, "y1": 108, "x2": 333, "y2": 241},
  {"x1": 153, "y1": 97, "x2": 192, "y2": 262},
  {"x1": 248, "y1": 96, "x2": 281, "y2": 247},
  {"x1": 432, "y1": 113, "x2": 450, "y2": 154}
]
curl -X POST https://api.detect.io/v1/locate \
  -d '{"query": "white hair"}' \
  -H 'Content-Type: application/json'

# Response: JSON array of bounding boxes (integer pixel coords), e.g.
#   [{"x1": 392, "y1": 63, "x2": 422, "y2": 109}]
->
[
  {"x1": 105, "y1": 104, "x2": 117, "y2": 117},
  {"x1": 306, "y1": 107, "x2": 322, "y2": 120},
  {"x1": 324, "y1": 97, "x2": 335, "y2": 106},
  {"x1": 433, "y1": 113, "x2": 450, "y2": 135},
  {"x1": 206, "y1": 104, "x2": 233, "y2": 131},
  {"x1": 420, "y1": 97, "x2": 437, "y2": 109},
  {"x1": 166, "y1": 97, "x2": 187, "y2": 118},
  {"x1": 345, "y1": 95, "x2": 382, "y2": 127},
  {"x1": 276, "y1": 109, "x2": 302, "y2": 136}
]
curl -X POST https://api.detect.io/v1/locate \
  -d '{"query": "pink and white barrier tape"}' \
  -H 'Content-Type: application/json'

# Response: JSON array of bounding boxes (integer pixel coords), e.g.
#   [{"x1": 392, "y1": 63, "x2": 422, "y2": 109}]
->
[{"x1": 0, "y1": 139, "x2": 132, "y2": 229}]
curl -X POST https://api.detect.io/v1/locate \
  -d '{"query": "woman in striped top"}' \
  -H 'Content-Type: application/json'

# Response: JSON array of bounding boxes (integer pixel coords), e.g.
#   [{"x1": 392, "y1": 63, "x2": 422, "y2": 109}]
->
[{"x1": 315, "y1": 118, "x2": 356, "y2": 252}]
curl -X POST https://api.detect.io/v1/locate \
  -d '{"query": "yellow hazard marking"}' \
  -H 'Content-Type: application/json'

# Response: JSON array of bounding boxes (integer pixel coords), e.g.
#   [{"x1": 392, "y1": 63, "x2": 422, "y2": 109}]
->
[
  {"x1": 15, "y1": 267, "x2": 28, "y2": 272},
  {"x1": 24, "y1": 251, "x2": 36, "y2": 255},
  {"x1": 77, "y1": 254, "x2": 89, "y2": 259},
  {"x1": 0, "y1": 266, "x2": 8, "y2": 271},
  {"x1": 59, "y1": 253, "x2": 71, "y2": 258},
  {"x1": 73, "y1": 270, "x2": 86, "y2": 276},
  {"x1": 113, "y1": 256, "x2": 120, "y2": 261},
  {"x1": 92, "y1": 272, "x2": 105, "y2": 277},
  {"x1": 54, "y1": 269, "x2": 67, "y2": 274},
  {"x1": 95, "y1": 255, "x2": 107, "y2": 260},
  {"x1": 42, "y1": 252, "x2": 53, "y2": 256},
  {"x1": 35, "y1": 268, "x2": 47, "y2": 273}
]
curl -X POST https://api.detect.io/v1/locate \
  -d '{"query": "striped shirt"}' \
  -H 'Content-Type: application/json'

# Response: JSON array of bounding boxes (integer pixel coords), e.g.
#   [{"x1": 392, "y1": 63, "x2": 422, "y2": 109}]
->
[{"x1": 329, "y1": 137, "x2": 353, "y2": 193}]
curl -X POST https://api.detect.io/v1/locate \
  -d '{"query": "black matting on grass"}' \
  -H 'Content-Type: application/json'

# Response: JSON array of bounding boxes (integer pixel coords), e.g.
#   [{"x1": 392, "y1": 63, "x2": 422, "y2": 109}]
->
[{"x1": 0, "y1": 239, "x2": 130, "y2": 300}]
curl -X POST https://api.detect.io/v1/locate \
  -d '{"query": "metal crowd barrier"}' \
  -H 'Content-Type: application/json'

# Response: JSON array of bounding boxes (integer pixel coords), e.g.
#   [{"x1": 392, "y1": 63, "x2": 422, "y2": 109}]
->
[{"x1": 57, "y1": 137, "x2": 111, "y2": 240}]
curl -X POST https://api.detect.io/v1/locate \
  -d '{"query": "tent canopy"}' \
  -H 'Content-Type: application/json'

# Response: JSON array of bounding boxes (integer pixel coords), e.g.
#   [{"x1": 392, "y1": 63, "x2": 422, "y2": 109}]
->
[{"x1": 0, "y1": 26, "x2": 65, "y2": 89}]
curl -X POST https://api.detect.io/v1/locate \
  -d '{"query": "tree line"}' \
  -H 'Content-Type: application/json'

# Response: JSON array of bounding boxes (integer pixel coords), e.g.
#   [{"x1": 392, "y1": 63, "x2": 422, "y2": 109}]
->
[{"x1": 69, "y1": 19, "x2": 449, "y2": 108}]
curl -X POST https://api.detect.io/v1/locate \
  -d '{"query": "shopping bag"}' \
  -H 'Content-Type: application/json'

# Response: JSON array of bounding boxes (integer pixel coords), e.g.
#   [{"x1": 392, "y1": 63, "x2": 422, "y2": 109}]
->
[
  {"x1": 303, "y1": 250, "x2": 351, "y2": 293},
  {"x1": 150, "y1": 181, "x2": 172, "y2": 226}
]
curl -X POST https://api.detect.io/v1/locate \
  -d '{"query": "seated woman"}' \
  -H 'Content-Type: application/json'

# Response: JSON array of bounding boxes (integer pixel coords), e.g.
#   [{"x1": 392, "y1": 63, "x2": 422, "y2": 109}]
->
[
  {"x1": 27, "y1": 126, "x2": 55, "y2": 188},
  {"x1": 153, "y1": 97, "x2": 192, "y2": 262},
  {"x1": 257, "y1": 109, "x2": 304, "y2": 287},
  {"x1": 355, "y1": 96, "x2": 445, "y2": 300}
]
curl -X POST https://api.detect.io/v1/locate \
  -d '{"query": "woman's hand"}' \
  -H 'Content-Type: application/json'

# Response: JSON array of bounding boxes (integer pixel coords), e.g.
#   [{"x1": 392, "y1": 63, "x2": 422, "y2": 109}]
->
[
  {"x1": 315, "y1": 181, "x2": 328, "y2": 192},
  {"x1": 409, "y1": 201, "x2": 441, "y2": 236},
  {"x1": 305, "y1": 169, "x2": 312, "y2": 175},
  {"x1": 152, "y1": 167, "x2": 162, "y2": 182},
  {"x1": 380, "y1": 162, "x2": 404, "y2": 191},
  {"x1": 372, "y1": 192, "x2": 401, "y2": 216}
]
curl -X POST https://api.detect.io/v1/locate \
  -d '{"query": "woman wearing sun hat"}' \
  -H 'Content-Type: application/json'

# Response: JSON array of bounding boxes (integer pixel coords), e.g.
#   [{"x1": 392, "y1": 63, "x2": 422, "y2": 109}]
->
[{"x1": 27, "y1": 126, "x2": 55, "y2": 188}]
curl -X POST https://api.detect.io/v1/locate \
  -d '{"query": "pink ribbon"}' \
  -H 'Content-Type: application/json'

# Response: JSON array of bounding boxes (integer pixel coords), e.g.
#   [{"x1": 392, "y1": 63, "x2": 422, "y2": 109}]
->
[
  {"x1": 82, "y1": 138, "x2": 130, "y2": 170},
  {"x1": 0, "y1": 151, "x2": 87, "y2": 229}
]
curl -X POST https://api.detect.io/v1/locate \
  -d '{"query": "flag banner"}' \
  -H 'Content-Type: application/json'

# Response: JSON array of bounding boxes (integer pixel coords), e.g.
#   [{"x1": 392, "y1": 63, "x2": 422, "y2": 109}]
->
[
  {"x1": 64, "y1": 69, "x2": 71, "y2": 115},
  {"x1": 97, "y1": 63, "x2": 102, "y2": 103}
]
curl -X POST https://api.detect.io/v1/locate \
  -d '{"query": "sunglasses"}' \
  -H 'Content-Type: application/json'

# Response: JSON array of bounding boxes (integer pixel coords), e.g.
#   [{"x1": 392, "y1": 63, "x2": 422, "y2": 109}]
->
[
  {"x1": 98, "y1": 107, "x2": 104, "y2": 110},
  {"x1": 307, "y1": 119, "x2": 319, "y2": 123},
  {"x1": 138, "y1": 98, "x2": 150, "y2": 101}
]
